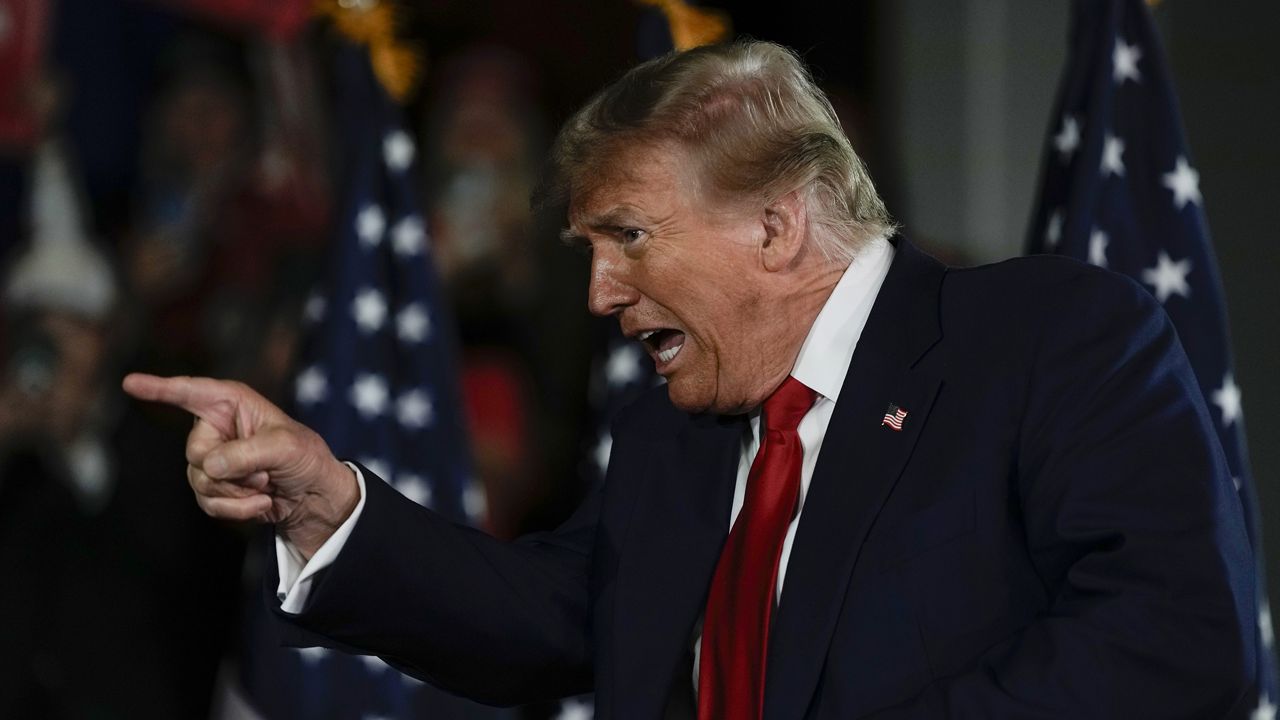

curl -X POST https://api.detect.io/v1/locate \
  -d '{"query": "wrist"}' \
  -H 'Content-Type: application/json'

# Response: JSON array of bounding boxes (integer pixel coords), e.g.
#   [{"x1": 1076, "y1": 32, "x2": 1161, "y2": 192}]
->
[{"x1": 292, "y1": 460, "x2": 359, "y2": 559}]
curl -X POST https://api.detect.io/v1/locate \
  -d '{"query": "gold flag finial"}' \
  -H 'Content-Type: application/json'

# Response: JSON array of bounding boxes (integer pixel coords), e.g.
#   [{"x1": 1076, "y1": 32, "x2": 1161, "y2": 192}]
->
[
  {"x1": 314, "y1": 0, "x2": 423, "y2": 103},
  {"x1": 636, "y1": 0, "x2": 732, "y2": 51}
]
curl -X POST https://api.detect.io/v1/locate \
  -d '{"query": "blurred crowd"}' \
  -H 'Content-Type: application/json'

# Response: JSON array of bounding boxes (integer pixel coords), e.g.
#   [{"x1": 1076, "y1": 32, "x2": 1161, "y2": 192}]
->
[
  {"x1": 0, "y1": 1, "x2": 897, "y2": 716},
  {"x1": 0, "y1": 1, "x2": 594, "y2": 716}
]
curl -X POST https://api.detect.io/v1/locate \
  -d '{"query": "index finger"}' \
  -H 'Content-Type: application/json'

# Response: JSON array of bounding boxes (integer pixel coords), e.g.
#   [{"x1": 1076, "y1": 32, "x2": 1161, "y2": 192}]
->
[{"x1": 122, "y1": 373, "x2": 241, "y2": 417}]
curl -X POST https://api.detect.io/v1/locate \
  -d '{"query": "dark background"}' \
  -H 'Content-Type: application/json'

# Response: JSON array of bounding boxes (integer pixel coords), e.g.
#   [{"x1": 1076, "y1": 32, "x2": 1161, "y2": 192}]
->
[{"x1": 1, "y1": 0, "x2": 1275, "y2": 715}]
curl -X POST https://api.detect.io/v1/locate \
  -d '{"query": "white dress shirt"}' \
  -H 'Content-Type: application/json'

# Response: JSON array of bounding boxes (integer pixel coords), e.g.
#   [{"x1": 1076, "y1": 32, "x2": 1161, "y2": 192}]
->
[{"x1": 276, "y1": 236, "x2": 896, "y2": 626}]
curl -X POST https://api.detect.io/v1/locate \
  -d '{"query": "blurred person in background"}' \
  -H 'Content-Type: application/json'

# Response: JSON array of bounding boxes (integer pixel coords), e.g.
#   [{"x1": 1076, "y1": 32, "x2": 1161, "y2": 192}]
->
[
  {"x1": 425, "y1": 44, "x2": 588, "y2": 540},
  {"x1": 427, "y1": 45, "x2": 541, "y2": 313},
  {"x1": 122, "y1": 33, "x2": 327, "y2": 396},
  {"x1": 0, "y1": 145, "x2": 120, "y2": 717},
  {"x1": 0, "y1": 135, "x2": 245, "y2": 719}
]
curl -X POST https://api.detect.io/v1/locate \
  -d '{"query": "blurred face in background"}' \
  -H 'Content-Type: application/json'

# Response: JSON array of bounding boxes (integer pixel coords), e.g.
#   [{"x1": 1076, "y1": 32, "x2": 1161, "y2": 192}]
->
[
  {"x1": 429, "y1": 46, "x2": 541, "y2": 302},
  {"x1": 0, "y1": 310, "x2": 106, "y2": 444},
  {"x1": 162, "y1": 77, "x2": 247, "y2": 179}
]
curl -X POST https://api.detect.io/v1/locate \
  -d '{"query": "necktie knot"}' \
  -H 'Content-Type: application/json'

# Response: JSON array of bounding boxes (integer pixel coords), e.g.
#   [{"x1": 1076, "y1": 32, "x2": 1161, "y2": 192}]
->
[{"x1": 763, "y1": 376, "x2": 816, "y2": 433}]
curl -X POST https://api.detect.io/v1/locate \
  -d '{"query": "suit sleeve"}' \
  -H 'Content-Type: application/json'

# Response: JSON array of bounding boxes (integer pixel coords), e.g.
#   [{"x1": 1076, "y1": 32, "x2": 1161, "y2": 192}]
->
[
  {"x1": 266, "y1": 463, "x2": 599, "y2": 707},
  {"x1": 867, "y1": 269, "x2": 1257, "y2": 718}
]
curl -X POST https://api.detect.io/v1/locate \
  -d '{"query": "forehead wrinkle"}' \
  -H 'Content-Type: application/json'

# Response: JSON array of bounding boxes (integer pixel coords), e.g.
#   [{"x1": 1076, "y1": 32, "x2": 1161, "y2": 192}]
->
[
  {"x1": 586, "y1": 207, "x2": 642, "y2": 229},
  {"x1": 571, "y1": 202, "x2": 660, "y2": 235}
]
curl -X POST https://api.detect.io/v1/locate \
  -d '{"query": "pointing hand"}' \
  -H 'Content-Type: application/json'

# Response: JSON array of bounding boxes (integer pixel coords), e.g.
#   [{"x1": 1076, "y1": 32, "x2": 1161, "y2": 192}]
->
[{"x1": 122, "y1": 373, "x2": 359, "y2": 558}]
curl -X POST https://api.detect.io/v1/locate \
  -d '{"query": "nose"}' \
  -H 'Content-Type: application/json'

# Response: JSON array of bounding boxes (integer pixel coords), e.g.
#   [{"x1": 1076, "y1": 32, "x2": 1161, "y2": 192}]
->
[{"x1": 587, "y1": 249, "x2": 640, "y2": 317}]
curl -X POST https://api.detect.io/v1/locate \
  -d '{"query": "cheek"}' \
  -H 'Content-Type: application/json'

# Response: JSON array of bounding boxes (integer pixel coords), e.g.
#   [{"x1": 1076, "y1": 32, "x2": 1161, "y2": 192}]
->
[
  {"x1": 689, "y1": 291, "x2": 761, "y2": 384},
  {"x1": 709, "y1": 283, "x2": 763, "y2": 341}
]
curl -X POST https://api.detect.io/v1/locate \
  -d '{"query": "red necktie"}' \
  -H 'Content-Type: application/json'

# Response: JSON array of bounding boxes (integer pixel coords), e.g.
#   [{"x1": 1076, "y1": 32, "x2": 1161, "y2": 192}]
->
[{"x1": 698, "y1": 376, "x2": 816, "y2": 720}]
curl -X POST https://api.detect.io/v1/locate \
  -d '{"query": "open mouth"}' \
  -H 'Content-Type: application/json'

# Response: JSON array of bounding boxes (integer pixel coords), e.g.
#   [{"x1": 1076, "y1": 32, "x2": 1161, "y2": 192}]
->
[{"x1": 638, "y1": 328, "x2": 686, "y2": 366}]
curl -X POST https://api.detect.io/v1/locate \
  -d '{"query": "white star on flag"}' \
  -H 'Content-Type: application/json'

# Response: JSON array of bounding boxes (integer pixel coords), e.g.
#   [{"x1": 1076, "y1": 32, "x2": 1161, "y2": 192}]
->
[
  {"x1": 396, "y1": 389, "x2": 435, "y2": 429},
  {"x1": 303, "y1": 292, "x2": 326, "y2": 324},
  {"x1": 296, "y1": 646, "x2": 329, "y2": 665},
  {"x1": 1211, "y1": 373, "x2": 1242, "y2": 427},
  {"x1": 1255, "y1": 693, "x2": 1277, "y2": 720},
  {"x1": 356, "y1": 204, "x2": 386, "y2": 248},
  {"x1": 350, "y1": 374, "x2": 390, "y2": 419},
  {"x1": 1101, "y1": 133, "x2": 1126, "y2": 177},
  {"x1": 1088, "y1": 228, "x2": 1109, "y2": 267},
  {"x1": 295, "y1": 365, "x2": 329, "y2": 405},
  {"x1": 555, "y1": 698, "x2": 594, "y2": 720},
  {"x1": 463, "y1": 483, "x2": 488, "y2": 523},
  {"x1": 1140, "y1": 251, "x2": 1192, "y2": 303},
  {"x1": 1053, "y1": 116, "x2": 1081, "y2": 163},
  {"x1": 352, "y1": 287, "x2": 388, "y2": 333},
  {"x1": 396, "y1": 473, "x2": 433, "y2": 507},
  {"x1": 359, "y1": 457, "x2": 393, "y2": 482},
  {"x1": 1262, "y1": 600, "x2": 1274, "y2": 649},
  {"x1": 1046, "y1": 209, "x2": 1063, "y2": 248},
  {"x1": 396, "y1": 303, "x2": 431, "y2": 343},
  {"x1": 383, "y1": 130, "x2": 416, "y2": 171},
  {"x1": 391, "y1": 215, "x2": 427, "y2": 256},
  {"x1": 1162, "y1": 156, "x2": 1203, "y2": 209},
  {"x1": 605, "y1": 343, "x2": 644, "y2": 388},
  {"x1": 1112, "y1": 38, "x2": 1142, "y2": 84},
  {"x1": 594, "y1": 432, "x2": 613, "y2": 475}
]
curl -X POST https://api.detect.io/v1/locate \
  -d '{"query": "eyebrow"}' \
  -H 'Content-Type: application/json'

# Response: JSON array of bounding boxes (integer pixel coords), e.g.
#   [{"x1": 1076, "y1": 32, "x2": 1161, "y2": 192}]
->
[{"x1": 559, "y1": 207, "x2": 643, "y2": 247}]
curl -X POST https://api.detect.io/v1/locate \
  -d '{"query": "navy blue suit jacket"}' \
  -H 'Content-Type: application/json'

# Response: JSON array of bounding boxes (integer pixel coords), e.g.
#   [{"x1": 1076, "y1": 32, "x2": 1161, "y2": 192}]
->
[{"x1": 273, "y1": 239, "x2": 1257, "y2": 718}]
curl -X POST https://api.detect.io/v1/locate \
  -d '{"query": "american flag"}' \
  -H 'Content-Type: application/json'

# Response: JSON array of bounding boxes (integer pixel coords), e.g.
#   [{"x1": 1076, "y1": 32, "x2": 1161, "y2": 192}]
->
[
  {"x1": 881, "y1": 404, "x2": 908, "y2": 432},
  {"x1": 235, "y1": 41, "x2": 508, "y2": 720},
  {"x1": 1026, "y1": 0, "x2": 1276, "y2": 712}
]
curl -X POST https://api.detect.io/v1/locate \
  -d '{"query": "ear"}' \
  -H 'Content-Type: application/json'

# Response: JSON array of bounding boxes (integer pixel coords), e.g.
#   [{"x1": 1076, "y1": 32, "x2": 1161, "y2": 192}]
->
[{"x1": 759, "y1": 190, "x2": 808, "y2": 273}]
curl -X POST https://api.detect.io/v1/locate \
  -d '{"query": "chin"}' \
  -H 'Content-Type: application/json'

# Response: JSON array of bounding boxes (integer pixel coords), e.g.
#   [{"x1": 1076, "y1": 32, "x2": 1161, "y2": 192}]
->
[
  {"x1": 666, "y1": 378, "x2": 751, "y2": 416},
  {"x1": 665, "y1": 378, "x2": 714, "y2": 414}
]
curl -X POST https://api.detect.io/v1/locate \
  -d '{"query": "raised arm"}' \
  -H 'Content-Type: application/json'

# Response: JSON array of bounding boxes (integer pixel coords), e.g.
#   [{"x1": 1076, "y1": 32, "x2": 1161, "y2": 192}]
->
[{"x1": 123, "y1": 373, "x2": 596, "y2": 705}]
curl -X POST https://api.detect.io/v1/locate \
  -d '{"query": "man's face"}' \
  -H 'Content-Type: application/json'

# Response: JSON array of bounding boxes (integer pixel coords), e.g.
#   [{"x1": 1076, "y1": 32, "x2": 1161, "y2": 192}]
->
[{"x1": 567, "y1": 145, "x2": 791, "y2": 414}]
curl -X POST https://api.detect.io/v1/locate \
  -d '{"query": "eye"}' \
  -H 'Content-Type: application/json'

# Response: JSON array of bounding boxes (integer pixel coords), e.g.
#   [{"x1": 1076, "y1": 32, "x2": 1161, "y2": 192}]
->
[{"x1": 620, "y1": 228, "x2": 647, "y2": 244}]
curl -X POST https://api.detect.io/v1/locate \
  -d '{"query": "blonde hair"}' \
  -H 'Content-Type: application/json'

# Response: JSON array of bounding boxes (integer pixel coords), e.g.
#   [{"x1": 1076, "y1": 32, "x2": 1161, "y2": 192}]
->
[{"x1": 539, "y1": 40, "x2": 893, "y2": 263}]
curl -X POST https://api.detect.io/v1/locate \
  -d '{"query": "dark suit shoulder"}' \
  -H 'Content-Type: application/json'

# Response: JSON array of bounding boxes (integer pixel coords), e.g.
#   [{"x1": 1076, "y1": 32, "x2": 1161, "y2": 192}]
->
[{"x1": 939, "y1": 252, "x2": 1163, "y2": 332}]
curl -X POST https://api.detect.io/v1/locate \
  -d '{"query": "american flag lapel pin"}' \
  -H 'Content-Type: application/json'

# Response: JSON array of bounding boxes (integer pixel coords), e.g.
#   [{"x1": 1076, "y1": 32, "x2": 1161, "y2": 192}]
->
[{"x1": 881, "y1": 403, "x2": 908, "y2": 431}]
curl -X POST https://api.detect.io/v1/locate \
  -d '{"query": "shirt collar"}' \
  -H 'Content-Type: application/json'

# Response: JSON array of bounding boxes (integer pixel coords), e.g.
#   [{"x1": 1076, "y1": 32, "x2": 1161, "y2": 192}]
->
[{"x1": 790, "y1": 234, "x2": 895, "y2": 403}]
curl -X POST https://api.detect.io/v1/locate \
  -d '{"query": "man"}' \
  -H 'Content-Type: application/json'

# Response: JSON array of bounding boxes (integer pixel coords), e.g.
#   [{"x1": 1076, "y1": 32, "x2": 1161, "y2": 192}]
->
[{"x1": 124, "y1": 41, "x2": 1257, "y2": 718}]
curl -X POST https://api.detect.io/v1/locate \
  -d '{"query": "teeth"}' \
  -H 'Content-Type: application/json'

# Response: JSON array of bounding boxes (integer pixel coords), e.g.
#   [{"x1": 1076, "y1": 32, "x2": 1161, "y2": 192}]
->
[
  {"x1": 657, "y1": 343, "x2": 683, "y2": 363},
  {"x1": 638, "y1": 330, "x2": 656, "y2": 341}
]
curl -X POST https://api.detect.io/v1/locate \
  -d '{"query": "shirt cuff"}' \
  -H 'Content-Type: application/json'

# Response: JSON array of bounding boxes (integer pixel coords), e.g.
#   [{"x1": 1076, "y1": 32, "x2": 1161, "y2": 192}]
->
[{"x1": 275, "y1": 462, "x2": 367, "y2": 615}]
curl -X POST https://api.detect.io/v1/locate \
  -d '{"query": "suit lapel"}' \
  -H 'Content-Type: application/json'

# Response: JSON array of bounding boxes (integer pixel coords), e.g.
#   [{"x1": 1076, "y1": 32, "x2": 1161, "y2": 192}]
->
[
  {"x1": 764, "y1": 239, "x2": 947, "y2": 720},
  {"x1": 611, "y1": 412, "x2": 742, "y2": 718}
]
